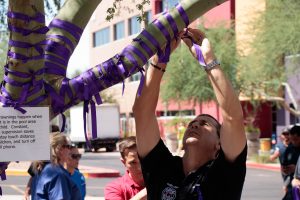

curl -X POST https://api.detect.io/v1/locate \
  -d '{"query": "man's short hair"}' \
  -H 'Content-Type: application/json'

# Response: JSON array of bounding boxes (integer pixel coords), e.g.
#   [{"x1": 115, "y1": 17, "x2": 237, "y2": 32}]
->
[
  {"x1": 290, "y1": 124, "x2": 300, "y2": 136},
  {"x1": 197, "y1": 114, "x2": 221, "y2": 138},
  {"x1": 281, "y1": 127, "x2": 290, "y2": 135},
  {"x1": 118, "y1": 136, "x2": 137, "y2": 159}
]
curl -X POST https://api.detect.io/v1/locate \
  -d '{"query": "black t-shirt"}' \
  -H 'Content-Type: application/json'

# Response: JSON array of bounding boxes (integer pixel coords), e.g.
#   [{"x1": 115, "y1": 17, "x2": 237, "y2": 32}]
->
[
  {"x1": 141, "y1": 139, "x2": 247, "y2": 200},
  {"x1": 281, "y1": 144, "x2": 300, "y2": 186}
]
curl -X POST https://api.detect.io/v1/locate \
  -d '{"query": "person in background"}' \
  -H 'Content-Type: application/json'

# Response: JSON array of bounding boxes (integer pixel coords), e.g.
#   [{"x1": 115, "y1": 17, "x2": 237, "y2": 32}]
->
[
  {"x1": 281, "y1": 124, "x2": 300, "y2": 200},
  {"x1": 133, "y1": 28, "x2": 247, "y2": 200},
  {"x1": 269, "y1": 127, "x2": 291, "y2": 197},
  {"x1": 65, "y1": 145, "x2": 86, "y2": 200},
  {"x1": 104, "y1": 136, "x2": 146, "y2": 200},
  {"x1": 270, "y1": 127, "x2": 290, "y2": 163},
  {"x1": 31, "y1": 132, "x2": 81, "y2": 200},
  {"x1": 23, "y1": 124, "x2": 59, "y2": 200}
]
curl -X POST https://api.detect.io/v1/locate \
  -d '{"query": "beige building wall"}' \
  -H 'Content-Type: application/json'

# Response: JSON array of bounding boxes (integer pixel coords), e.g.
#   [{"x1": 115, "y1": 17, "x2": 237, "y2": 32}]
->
[
  {"x1": 90, "y1": 0, "x2": 151, "y2": 65},
  {"x1": 235, "y1": 0, "x2": 266, "y2": 56},
  {"x1": 89, "y1": 1, "x2": 151, "y2": 115}
]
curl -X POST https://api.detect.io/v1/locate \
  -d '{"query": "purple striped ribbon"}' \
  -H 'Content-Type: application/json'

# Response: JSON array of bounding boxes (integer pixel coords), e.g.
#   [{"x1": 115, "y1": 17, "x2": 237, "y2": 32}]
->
[
  {"x1": 48, "y1": 19, "x2": 83, "y2": 42},
  {"x1": 8, "y1": 24, "x2": 49, "y2": 36},
  {"x1": 46, "y1": 35, "x2": 75, "y2": 50},
  {"x1": 7, "y1": 11, "x2": 45, "y2": 23},
  {"x1": 176, "y1": 4, "x2": 190, "y2": 26},
  {"x1": 9, "y1": 39, "x2": 46, "y2": 56}
]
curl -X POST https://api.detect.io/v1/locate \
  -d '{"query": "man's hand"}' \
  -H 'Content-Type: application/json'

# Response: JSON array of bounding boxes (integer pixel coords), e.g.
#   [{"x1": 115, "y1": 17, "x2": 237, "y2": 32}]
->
[
  {"x1": 181, "y1": 28, "x2": 216, "y2": 64},
  {"x1": 292, "y1": 178, "x2": 300, "y2": 188}
]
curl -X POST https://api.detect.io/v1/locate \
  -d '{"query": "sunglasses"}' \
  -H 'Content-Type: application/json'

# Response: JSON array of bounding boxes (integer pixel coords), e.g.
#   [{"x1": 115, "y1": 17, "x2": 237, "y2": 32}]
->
[
  {"x1": 62, "y1": 144, "x2": 72, "y2": 149},
  {"x1": 71, "y1": 154, "x2": 82, "y2": 160}
]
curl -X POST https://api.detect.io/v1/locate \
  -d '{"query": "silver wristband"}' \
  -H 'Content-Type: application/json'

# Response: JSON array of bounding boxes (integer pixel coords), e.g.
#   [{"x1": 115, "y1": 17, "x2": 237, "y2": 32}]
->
[{"x1": 203, "y1": 60, "x2": 220, "y2": 71}]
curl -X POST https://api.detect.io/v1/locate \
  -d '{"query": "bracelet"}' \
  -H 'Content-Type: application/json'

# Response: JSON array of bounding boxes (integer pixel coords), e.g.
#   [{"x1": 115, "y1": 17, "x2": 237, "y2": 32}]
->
[
  {"x1": 150, "y1": 62, "x2": 166, "y2": 72},
  {"x1": 203, "y1": 59, "x2": 220, "y2": 71}
]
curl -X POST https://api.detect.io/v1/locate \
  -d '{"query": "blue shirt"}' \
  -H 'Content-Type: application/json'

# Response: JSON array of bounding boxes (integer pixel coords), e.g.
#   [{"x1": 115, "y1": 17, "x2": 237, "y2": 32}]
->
[
  {"x1": 71, "y1": 169, "x2": 86, "y2": 200},
  {"x1": 32, "y1": 164, "x2": 81, "y2": 200}
]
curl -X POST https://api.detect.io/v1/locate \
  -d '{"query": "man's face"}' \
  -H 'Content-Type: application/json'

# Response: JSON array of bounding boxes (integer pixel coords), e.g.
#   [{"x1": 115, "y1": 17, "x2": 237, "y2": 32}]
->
[
  {"x1": 67, "y1": 148, "x2": 81, "y2": 169},
  {"x1": 183, "y1": 115, "x2": 220, "y2": 156},
  {"x1": 121, "y1": 147, "x2": 143, "y2": 180}
]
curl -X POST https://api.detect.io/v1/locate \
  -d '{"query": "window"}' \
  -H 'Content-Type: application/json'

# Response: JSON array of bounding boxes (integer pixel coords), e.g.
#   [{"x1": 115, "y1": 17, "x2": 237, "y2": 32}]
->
[
  {"x1": 162, "y1": 0, "x2": 179, "y2": 11},
  {"x1": 129, "y1": 16, "x2": 141, "y2": 35},
  {"x1": 157, "y1": 110, "x2": 195, "y2": 117},
  {"x1": 145, "y1": 11, "x2": 152, "y2": 24},
  {"x1": 114, "y1": 21, "x2": 125, "y2": 40},
  {"x1": 93, "y1": 27, "x2": 110, "y2": 47}
]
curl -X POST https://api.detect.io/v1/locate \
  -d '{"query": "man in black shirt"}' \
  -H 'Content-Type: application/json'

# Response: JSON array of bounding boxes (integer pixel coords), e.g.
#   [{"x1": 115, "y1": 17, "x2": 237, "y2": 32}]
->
[{"x1": 133, "y1": 28, "x2": 247, "y2": 200}]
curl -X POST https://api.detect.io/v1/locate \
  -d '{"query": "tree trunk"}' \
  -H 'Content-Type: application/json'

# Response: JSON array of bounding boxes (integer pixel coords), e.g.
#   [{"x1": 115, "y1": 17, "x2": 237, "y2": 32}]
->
[{"x1": 1, "y1": 0, "x2": 228, "y2": 119}]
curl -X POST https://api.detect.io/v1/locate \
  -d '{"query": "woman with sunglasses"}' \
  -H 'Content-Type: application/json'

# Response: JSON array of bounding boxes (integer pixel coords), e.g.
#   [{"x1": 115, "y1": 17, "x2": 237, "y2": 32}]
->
[
  {"x1": 65, "y1": 146, "x2": 86, "y2": 200},
  {"x1": 31, "y1": 132, "x2": 81, "y2": 200}
]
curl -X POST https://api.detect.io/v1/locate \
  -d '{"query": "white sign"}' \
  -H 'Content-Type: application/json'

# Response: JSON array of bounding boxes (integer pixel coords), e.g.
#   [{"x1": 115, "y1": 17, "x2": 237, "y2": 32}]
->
[{"x1": 0, "y1": 107, "x2": 50, "y2": 161}]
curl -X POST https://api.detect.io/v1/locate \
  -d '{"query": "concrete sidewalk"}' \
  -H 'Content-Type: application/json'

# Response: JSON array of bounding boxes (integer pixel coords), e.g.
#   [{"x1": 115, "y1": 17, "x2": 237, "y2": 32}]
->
[
  {"x1": 0, "y1": 195, "x2": 103, "y2": 200},
  {"x1": 5, "y1": 160, "x2": 279, "y2": 179},
  {"x1": 5, "y1": 161, "x2": 120, "y2": 178},
  {"x1": 246, "y1": 160, "x2": 280, "y2": 171}
]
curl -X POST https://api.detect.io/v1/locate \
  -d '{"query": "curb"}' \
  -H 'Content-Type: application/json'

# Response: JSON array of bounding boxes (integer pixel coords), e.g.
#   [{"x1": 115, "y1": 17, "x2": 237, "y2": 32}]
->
[
  {"x1": 246, "y1": 162, "x2": 280, "y2": 172},
  {"x1": 6, "y1": 165, "x2": 121, "y2": 178}
]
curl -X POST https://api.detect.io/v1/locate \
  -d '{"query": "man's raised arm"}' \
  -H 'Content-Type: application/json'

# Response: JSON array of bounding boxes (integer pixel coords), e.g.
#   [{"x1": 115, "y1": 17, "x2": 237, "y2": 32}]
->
[
  {"x1": 183, "y1": 28, "x2": 246, "y2": 161},
  {"x1": 133, "y1": 38, "x2": 181, "y2": 158}
]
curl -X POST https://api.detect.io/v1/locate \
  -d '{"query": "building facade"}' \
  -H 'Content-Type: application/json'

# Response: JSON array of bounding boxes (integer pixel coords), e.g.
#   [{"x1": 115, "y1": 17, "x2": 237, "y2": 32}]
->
[
  {"x1": 89, "y1": 0, "x2": 300, "y2": 139},
  {"x1": 89, "y1": 0, "x2": 233, "y2": 137}
]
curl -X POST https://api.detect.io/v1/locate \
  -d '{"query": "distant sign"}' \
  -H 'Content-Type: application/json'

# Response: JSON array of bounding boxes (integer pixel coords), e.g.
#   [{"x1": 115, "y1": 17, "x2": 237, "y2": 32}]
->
[{"x1": 0, "y1": 107, "x2": 50, "y2": 161}]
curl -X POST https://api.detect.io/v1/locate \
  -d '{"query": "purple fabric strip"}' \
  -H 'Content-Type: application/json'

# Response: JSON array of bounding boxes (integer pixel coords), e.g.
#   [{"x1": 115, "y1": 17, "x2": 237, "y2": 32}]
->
[
  {"x1": 3, "y1": 75, "x2": 43, "y2": 88},
  {"x1": 45, "y1": 40, "x2": 71, "y2": 59},
  {"x1": 141, "y1": 30, "x2": 160, "y2": 53},
  {"x1": 44, "y1": 83, "x2": 65, "y2": 113},
  {"x1": 121, "y1": 49, "x2": 145, "y2": 96},
  {"x1": 114, "y1": 54, "x2": 126, "y2": 95},
  {"x1": 8, "y1": 24, "x2": 49, "y2": 36},
  {"x1": 46, "y1": 35, "x2": 75, "y2": 51},
  {"x1": 89, "y1": 100, "x2": 97, "y2": 139},
  {"x1": 83, "y1": 101, "x2": 92, "y2": 149},
  {"x1": 293, "y1": 187, "x2": 300, "y2": 200},
  {"x1": 4, "y1": 65, "x2": 29, "y2": 78},
  {"x1": 183, "y1": 34, "x2": 206, "y2": 66},
  {"x1": 164, "y1": 12, "x2": 179, "y2": 37},
  {"x1": 9, "y1": 39, "x2": 46, "y2": 55},
  {"x1": 194, "y1": 43, "x2": 206, "y2": 66},
  {"x1": 176, "y1": 4, "x2": 190, "y2": 26},
  {"x1": 48, "y1": 19, "x2": 83, "y2": 42},
  {"x1": 132, "y1": 38, "x2": 154, "y2": 58},
  {"x1": 153, "y1": 20, "x2": 171, "y2": 42},
  {"x1": 7, "y1": 11, "x2": 45, "y2": 23},
  {"x1": 2, "y1": 67, "x2": 44, "y2": 105},
  {"x1": 124, "y1": 45, "x2": 147, "y2": 65},
  {"x1": 45, "y1": 62, "x2": 67, "y2": 76},
  {"x1": 0, "y1": 96, "x2": 27, "y2": 114},
  {"x1": 60, "y1": 78, "x2": 74, "y2": 101},
  {"x1": 26, "y1": 94, "x2": 47, "y2": 106},
  {"x1": 27, "y1": 84, "x2": 43, "y2": 97},
  {"x1": 7, "y1": 50, "x2": 44, "y2": 63},
  {"x1": 44, "y1": 54, "x2": 67, "y2": 66}
]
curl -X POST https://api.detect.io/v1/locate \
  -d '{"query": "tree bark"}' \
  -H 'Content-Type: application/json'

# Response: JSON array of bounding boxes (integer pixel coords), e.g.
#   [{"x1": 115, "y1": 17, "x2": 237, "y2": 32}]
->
[{"x1": 2, "y1": 0, "x2": 228, "y2": 119}]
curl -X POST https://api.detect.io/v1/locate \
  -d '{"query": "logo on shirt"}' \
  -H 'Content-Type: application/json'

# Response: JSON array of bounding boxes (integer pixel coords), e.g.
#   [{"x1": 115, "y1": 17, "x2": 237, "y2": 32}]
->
[{"x1": 161, "y1": 183, "x2": 177, "y2": 200}]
